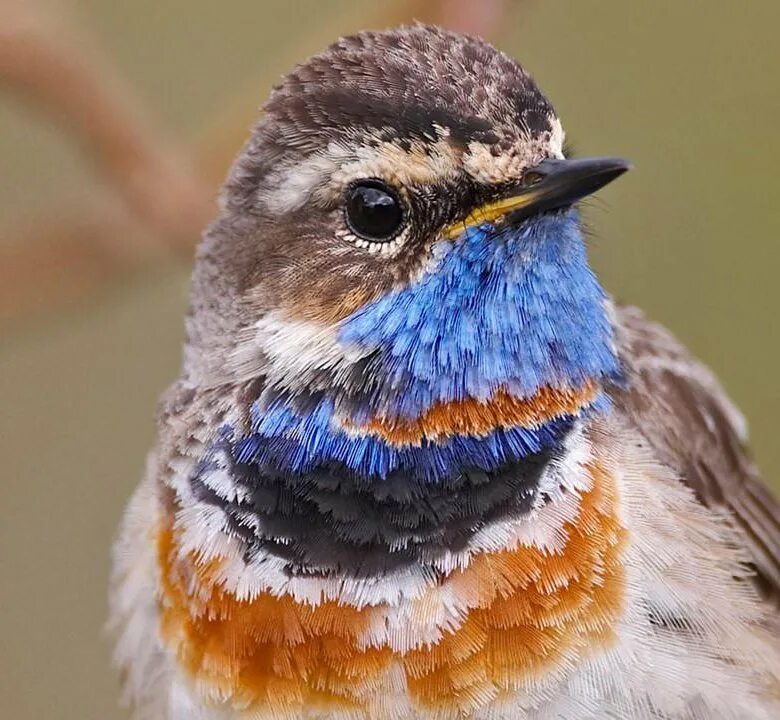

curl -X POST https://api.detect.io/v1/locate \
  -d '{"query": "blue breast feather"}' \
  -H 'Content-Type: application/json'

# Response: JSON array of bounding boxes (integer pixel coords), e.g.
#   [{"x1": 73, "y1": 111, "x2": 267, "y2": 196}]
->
[
  {"x1": 338, "y1": 210, "x2": 619, "y2": 420},
  {"x1": 228, "y1": 396, "x2": 575, "y2": 483}
]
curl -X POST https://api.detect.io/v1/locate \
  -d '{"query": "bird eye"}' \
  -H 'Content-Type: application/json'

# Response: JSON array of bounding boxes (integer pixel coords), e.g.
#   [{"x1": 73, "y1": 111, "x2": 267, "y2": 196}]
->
[{"x1": 344, "y1": 180, "x2": 405, "y2": 242}]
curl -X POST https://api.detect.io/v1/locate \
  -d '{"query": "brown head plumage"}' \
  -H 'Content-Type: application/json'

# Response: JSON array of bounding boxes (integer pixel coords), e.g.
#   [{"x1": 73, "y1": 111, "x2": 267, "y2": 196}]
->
[{"x1": 185, "y1": 25, "x2": 571, "y2": 379}]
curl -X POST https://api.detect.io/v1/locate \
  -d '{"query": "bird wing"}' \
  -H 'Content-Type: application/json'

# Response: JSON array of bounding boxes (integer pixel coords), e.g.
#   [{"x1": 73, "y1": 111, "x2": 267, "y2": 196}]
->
[{"x1": 611, "y1": 304, "x2": 780, "y2": 601}]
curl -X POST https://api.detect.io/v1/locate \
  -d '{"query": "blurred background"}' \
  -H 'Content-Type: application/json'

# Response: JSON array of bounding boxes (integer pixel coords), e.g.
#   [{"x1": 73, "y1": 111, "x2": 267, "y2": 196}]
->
[{"x1": 1, "y1": 1, "x2": 778, "y2": 718}]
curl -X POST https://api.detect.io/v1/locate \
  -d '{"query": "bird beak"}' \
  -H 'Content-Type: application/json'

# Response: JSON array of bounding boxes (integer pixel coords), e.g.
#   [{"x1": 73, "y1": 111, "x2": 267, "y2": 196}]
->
[{"x1": 442, "y1": 156, "x2": 632, "y2": 239}]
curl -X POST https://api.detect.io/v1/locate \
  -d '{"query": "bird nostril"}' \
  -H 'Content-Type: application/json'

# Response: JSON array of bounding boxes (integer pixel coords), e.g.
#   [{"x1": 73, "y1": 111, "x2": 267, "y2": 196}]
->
[{"x1": 521, "y1": 170, "x2": 546, "y2": 188}]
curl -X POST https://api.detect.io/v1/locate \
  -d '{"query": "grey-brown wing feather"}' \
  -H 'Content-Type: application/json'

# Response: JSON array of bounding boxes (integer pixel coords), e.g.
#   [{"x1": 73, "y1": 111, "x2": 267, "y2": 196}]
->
[{"x1": 611, "y1": 305, "x2": 780, "y2": 601}]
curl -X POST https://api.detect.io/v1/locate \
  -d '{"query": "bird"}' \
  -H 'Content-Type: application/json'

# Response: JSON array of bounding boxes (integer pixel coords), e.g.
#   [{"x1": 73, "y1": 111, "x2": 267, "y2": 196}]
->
[{"x1": 109, "y1": 24, "x2": 780, "y2": 720}]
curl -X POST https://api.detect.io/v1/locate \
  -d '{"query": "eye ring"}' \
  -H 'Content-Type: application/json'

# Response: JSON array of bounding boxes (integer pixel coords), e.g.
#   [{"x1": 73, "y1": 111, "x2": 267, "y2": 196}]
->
[{"x1": 344, "y1": 179, "x2": 406, "y2": 243}]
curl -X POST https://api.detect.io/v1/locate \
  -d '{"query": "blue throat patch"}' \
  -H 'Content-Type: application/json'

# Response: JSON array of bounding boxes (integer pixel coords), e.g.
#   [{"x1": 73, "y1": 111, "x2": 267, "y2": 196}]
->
[
  {"x1": 339, "y1": 209, "x2": 619, "y2": 420},
  {"x1": 195, "y1": 211, "x2": 618, "y2": 490}
]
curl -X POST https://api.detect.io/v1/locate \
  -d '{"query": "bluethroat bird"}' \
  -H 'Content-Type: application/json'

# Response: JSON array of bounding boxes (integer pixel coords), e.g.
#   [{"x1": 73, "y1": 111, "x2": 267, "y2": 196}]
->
[{"x1": 110, "y1": 25, "x2": 780, "y2": 719}]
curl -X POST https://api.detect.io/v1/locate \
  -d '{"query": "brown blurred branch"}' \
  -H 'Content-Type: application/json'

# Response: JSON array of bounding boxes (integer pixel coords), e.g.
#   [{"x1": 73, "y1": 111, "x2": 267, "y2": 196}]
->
[
  {"x1": 0, "y1": 0, "x2": 510, "y2": 333},
  {"x1": 0, "y1": 0, "x2": 213, "y2": 247},
  {"x1": 0, "y1": 210, "x2": 151, "y2": 329}
]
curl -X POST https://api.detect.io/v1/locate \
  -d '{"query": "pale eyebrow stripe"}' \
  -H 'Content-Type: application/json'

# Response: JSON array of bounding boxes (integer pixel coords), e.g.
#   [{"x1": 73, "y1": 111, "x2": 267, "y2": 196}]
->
[{"x1": 261, "y1": 136, "x2": 462, "y2": 214}]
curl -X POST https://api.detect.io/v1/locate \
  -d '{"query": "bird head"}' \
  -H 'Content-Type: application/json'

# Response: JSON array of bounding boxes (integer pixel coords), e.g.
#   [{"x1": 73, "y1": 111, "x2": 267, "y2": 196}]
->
[{"x1": 187, "y1": 24, "x2": 629, "y2": 429}]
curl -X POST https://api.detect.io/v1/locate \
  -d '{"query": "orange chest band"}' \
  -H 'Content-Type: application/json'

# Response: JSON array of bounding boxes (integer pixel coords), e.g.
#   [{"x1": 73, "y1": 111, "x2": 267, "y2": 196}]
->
[
  {"x1": 157, "y1": 459, "x2": 626, "y2": 715},
  {"x1": 345, "y1": 381, "x2": 599, "y2": 445}
]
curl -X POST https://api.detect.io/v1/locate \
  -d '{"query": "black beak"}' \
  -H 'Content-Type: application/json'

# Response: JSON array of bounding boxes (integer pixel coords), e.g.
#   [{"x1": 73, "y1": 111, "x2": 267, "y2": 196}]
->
[
  {"x1": 506, "y1": 156, "x2": 632, "y2": 223},
  {"x1": 443, "y1": 156, "x2": 631, "y2": 238}
]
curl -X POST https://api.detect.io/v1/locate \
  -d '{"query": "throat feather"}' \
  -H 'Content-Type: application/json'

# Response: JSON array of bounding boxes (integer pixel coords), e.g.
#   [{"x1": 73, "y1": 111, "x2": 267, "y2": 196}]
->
[
  {"x1": 337, "y1": 211, "x2": 619, "y2": 422},
  {"x1": 185, "y1": 212, "x2": 618, "y2": 573}
]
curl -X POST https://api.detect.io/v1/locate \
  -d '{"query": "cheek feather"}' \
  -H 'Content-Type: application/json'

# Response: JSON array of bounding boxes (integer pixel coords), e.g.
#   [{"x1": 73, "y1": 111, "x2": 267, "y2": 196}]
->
[
  {"x1": 157, "y1": 459, "x2": 626, "y2": 716},
  {"x1": 294, "y1": 283, "x2": 380, "y2": 325}
]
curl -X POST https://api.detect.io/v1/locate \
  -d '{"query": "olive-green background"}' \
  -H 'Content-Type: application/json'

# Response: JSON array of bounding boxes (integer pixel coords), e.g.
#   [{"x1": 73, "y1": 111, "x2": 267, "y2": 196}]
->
[{"x1": 1, "y1": 2, "x2": 778, "y2": 718}]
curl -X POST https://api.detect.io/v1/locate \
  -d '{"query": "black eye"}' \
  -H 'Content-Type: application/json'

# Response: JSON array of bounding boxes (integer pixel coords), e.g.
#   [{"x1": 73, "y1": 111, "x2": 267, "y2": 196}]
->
[{"x1": 345, "y1": 180, "x2": 405, "y2": 242}]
